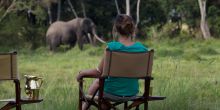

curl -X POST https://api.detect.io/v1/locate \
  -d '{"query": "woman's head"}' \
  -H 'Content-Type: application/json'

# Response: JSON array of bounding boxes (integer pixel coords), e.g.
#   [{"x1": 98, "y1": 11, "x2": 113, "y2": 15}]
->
[{"x1": 113, "y1": 14, "x2": 135, "y2": 37}]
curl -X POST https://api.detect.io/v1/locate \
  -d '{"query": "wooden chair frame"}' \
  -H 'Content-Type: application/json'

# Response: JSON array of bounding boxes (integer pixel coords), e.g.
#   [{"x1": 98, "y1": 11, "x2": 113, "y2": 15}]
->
[
  {"x1": 0, "y1": 52, "x2": 43, "y2": 110},
  {"x1": 78, "y1": 49, "x2": 166, "y2": 110}
]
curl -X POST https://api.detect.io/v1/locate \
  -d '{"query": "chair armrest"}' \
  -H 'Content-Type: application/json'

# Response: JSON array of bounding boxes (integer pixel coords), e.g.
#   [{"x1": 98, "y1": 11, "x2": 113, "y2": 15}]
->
[
  {"x1": 147, "y1": 76, "x2": 154, "y2": 80},
  {"x1": 132, "y1": 96, "x2": 166, "y2": 101},
  {"x1": 20, "y1": 98, "x2": 43, "y2": 104},
  {"x1": 139, "y1": 76, "x2": 154, "y2": 80},
  {"x1": 148, "y1": 96, "x2": 166, "y2": 101},
  {"x1": 78, "y1": 75, "x2": 100, "y2": 82},
  {"x1": 81, "y1": 75, "x2": 100, "y2": 79}
]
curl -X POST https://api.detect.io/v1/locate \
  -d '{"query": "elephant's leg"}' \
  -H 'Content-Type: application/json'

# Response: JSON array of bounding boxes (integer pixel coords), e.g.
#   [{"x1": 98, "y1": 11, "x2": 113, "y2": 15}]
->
[
  {"x1": 50, "y1": 42, "x2": 57, "y2": 51},
  {"x1": 69, "y1": 38, "x2": 77, "y2": 48},
  {"x1": 78, "y1": 40, "x2": 83, "y2": 50},
  {"x1": 93, "y1": 35, "x2": 97, "y2": 46},
  {"x1": 78, "y1": 35, "x2": 84, "y2": 50},
  {"x1": 48, "y1": 39, "x2": 55, "y2": 51},
  {"x1": 50, "y1": 37, "x2": 60, "y2": 51},
  {"x1": 49, "y1": 44, "x2": 53, "y2": 51}
]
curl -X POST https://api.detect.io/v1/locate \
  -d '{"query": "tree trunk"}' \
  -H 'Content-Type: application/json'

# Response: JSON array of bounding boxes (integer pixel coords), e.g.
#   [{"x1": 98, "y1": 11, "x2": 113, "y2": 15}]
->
[
  {"x1": 136, "y1": 0, "x2": 141, "y2": 28},
  {"x1": 81, "y1": 0, "x2": 86, "y2": 18},
  {"x1": 126, "y1": 0, "x2": 130, "y2": 16},
  {"x1": 198, "y1": 0, "x2": 211, "y2": 39},
  {"x1": 47, "y1": 6, "x2": 53, "y2": 24},
  {"x1": 57, "y1": 0, "x2": 61, "y2": 21},
  {"x1": 115, "y1": 0, "x2": 120, "y2": 14},
  {"x1": 67, "y1": 0, "x2": 78, "y2": 18}
]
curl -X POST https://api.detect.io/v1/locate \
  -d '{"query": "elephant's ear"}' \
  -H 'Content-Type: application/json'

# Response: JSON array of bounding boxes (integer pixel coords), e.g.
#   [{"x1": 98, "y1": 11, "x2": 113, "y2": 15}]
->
[{"x1": 83, "y1": 18, "x2": 94, "y2": 29}]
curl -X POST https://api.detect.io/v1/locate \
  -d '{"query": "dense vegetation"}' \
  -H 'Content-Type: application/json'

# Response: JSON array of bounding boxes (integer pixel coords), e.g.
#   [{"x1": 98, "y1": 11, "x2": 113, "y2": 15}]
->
[{"x1": 0, "y1": 0, "x2": 220, "y2": 49}]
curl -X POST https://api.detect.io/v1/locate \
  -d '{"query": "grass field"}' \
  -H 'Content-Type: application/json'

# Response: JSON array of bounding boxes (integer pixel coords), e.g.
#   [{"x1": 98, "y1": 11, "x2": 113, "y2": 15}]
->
[{"x1": 0, "y1": 39, "x2": 220, "y2": 110}]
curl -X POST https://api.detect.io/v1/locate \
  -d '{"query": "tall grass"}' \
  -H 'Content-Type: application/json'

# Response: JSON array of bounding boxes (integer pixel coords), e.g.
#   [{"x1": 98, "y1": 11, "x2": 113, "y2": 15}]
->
[{"x1": 0, "y1": 39, "x2": 220, "y2": 110}]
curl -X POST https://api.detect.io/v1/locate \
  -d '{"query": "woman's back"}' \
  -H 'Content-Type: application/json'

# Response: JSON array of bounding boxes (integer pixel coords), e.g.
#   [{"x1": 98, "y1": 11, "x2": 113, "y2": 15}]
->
[{"x1": 104, "y1": 41, "x2": 148, "y2": 96}]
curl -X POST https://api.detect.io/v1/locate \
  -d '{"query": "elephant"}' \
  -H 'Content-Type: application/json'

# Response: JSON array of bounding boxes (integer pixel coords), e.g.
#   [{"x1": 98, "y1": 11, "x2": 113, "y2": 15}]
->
[{"x1": 46, "y1": 17, "x2": 105, "y2": 51}]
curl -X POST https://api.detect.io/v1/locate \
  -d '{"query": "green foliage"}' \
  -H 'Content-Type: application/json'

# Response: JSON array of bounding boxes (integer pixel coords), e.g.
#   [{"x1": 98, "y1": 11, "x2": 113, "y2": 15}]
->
[
  {"x1": 20, "y1": 25, "x2": 47, "y2": 50},
  {"x1": 139, "y1": 0, "x2": 167, "y2": 26},
  {"x1": 0, "y1": 13, "x2": 27, "y2": 48},
  {"x1": 161, "y1": 23, "x2": 180, "y2": 38},
  {"x1": 144, "y1": 23, "x2": 192, "y2": 40},
  {"x1": 0, "y1": 0, "x2": 48, "y2": 49},
  {"x1": 0, "y1": 11, "x2": 46, "y2": 50},
  {"x1": 208, "y1": 6, "x2": 220, "y2": 38},
  {"x1": 34, "y1": 5, "x2": 47, "y2": 25},
  {"x1": 0, "y1": 0, "x2": 220, "y2": 49}
]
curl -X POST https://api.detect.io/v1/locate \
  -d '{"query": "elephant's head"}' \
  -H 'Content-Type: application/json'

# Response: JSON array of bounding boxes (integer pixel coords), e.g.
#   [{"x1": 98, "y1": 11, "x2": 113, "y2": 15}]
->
[{"x1": 81, "y1": 18, "x2": 106, "y2": 44}]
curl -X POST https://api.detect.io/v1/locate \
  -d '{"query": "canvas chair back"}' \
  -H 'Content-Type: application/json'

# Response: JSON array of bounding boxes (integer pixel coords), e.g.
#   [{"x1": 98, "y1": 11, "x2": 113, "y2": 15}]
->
[
  {"x1": 102, "y1": 49, "x2": 154, "y2": 78},
  {"x1": 0, "y1": 52, "x2": 18, "y2": 80}
]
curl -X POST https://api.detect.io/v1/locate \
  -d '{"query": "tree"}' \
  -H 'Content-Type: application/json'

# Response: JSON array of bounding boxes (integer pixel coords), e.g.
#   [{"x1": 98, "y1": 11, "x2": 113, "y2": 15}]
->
[
  {"x1": 114, "y1": 0, "x2": 121, "y2": 14},
  {"x1": 126, "y1": 0, "x2": 130, "y2": 16},
  {"x1": 57, "y1": 0, "x2": 61, "y2": 21},
  {"x1": 136, "y1": 0, "x2": 141, "y2": 27},
  {"x1": 81, "y1": 0, "x2": 86, "y2": 17},
  {"x1": 67, "y1": 0, "x2": 78, "y2": 18},
  {"x1": 43, "y1": 0, "x2": 57, "y2": 24},
  {"x1": 198, "y1": 0, "x2": 211, "y2": 39}
]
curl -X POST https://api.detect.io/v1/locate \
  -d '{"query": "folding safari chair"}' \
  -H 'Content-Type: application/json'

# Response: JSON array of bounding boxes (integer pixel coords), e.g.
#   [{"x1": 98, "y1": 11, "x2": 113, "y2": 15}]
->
[
  {"x1": 78, "y1": 49, "x2": 166, "y2": 110},
  {"x1": 0, "y1": 51, "x2": 43, "y2": 110}
]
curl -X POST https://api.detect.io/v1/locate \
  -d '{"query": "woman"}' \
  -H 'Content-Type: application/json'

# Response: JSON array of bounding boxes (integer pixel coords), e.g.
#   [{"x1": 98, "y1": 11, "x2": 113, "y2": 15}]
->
[{"x1": 77, "y1": 14, "x2": 148, "y2": 110}]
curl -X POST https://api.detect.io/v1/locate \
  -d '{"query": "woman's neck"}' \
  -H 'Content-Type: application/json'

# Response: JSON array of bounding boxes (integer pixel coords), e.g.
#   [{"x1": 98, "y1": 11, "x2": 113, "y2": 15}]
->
[{"x1": 118, "y1": 35, "x2": 134, "y2": 46}]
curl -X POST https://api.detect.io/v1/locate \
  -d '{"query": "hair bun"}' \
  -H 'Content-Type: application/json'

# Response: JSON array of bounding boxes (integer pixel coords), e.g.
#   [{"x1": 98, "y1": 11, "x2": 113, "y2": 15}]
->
[{"x1": 114, "y1": 14, "x2": 135, "y2": 36}]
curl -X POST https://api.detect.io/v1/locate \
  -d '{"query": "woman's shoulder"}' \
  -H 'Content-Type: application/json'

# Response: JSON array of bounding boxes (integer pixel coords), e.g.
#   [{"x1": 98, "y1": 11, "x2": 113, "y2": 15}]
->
[
  {"x1": 107, "y1": 41, "x2": 121, "y2": 45},
  {"x1": 107, "y1": 41, "x2": 148, "y2": 52},
  {"x1": 133, "y1": 42, "x2": 148, "y2": 48},
  {"x1": 107, "y1": 41, "x2": 122, "y2": 50},
  {"x1": 107, "y1": 41, "x2": 122, "y2": 47}
]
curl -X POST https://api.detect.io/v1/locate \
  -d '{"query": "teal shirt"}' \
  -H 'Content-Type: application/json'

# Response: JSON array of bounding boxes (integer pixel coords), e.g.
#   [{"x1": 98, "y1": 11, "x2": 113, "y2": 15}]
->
[{"x1": 104, "y1": 41, "x2": 148, "y2": 96}]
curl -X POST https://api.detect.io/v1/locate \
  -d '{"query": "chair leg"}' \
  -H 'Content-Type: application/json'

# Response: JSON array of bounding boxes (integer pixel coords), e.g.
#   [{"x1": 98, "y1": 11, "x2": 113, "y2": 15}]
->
[
  {"x1": 135, "y1": 105, "x2": 139, "y2": 110},
  {"x1": 124, "y1": 102, "x2": 128, "y2": 109},
  {"x1": 79, "y1": 81, "x2": 83, "y2": 110},
  {"x1": 16, "y1": 104, "x2": 21, "y2": 110},
  {"x1": 144, "y1": 102, "x2": 148, "y2": 110}
]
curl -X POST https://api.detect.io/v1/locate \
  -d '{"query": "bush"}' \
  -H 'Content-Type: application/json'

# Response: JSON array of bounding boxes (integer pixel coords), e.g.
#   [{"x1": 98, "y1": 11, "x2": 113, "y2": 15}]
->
[
  {"x1": 208, "y1": 16, "x2": 220, "y2": 38},
  {"x1": 208, "y1": 6, "x2": 220, "y2": 38},
  {"x1": 0, "y1": 12, "x2": 47, "y2": 50},
  {"x1": 0, "y1": 13, "x2": 27, "y2": 48}
]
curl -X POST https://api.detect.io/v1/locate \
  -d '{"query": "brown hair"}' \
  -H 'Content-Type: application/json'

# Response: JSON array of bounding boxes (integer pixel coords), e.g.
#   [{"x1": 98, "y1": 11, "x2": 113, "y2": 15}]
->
[{"x1": 113, "y1": 14, "x2": 135, "y2": 36}]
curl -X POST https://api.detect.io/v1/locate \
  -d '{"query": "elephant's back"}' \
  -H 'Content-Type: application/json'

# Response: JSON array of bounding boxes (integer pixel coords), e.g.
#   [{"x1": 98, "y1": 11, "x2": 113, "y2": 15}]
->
[
  {"x1": 67, "y1": 18, "x2": 84, "y2": 28},
  {"x1": 46, "y1": 21, "x2": 66, "y2": 37}
]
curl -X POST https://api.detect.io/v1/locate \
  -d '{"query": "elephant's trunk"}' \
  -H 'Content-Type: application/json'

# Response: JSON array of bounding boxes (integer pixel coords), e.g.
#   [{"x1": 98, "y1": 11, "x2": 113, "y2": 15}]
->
[{"x1": 94, "y1": 34, "x2": 106, "y2": 44}]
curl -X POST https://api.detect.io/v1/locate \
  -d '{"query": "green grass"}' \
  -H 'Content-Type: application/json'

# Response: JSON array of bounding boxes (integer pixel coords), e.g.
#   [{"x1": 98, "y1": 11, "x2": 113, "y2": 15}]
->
[{"x1": 0, "y1": 39, "x2": 220, "y2": 110}]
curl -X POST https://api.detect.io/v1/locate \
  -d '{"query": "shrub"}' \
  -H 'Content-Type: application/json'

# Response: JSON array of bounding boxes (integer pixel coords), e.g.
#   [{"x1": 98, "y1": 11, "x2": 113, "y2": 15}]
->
[
  {"x1": 0, "y1": 13, "x2": 27, "y2": 48},
  {"x1": 208, "y1": 6, "x2": 220, "y2": 38}
]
